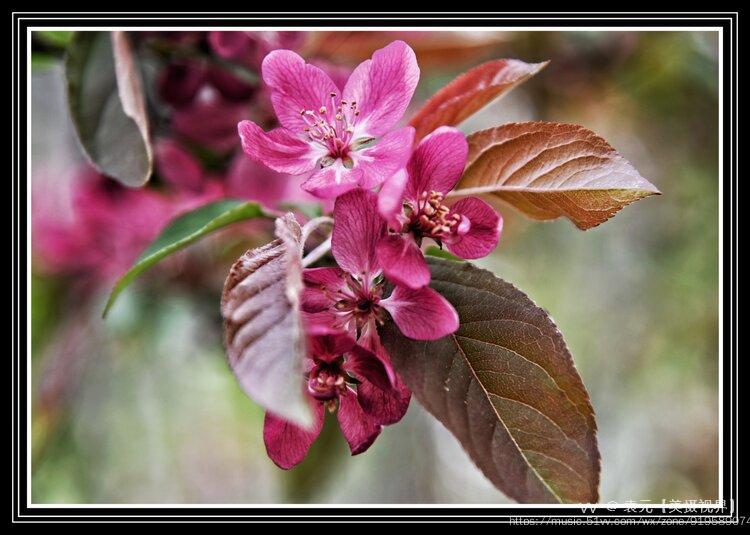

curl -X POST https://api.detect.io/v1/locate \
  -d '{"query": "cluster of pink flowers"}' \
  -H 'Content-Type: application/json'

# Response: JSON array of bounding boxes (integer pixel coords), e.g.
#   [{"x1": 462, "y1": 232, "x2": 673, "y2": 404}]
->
[
  {"x1": 239, "y1": 41, "x2": 503, "y2": 468},
  {"x1": 33, "y1": 35, "x2": 503, "y2": 469}
]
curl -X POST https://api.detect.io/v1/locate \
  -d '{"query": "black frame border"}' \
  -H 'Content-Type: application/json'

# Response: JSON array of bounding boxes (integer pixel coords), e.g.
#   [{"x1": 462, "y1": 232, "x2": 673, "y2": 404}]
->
[{"x1": 12, "y1": 12, "x2": 738, "y2": 523}]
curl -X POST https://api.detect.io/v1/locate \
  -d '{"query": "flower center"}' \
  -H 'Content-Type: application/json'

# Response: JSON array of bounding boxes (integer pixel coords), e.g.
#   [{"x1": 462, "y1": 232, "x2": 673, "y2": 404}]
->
[
  {"x1": 307, "y1": 359, "x2": 347, "y2": 401},
  {"x1": 328, "y1": 274, "x2": 385, "y2": 334},
  {"x1": 301, "y1": 92, "x2": 361, "y2": 166},
  {"x1": 408, "y1": 190, "x2": 462, "y2": 240}
]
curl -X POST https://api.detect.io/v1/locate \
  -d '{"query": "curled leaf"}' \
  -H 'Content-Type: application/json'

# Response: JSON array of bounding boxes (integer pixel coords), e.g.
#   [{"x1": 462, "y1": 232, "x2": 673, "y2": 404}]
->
[
  {"x1": 409, "y1": 59, "x2": 548, "y2": 142},
  {"x1": 381, "y1": 258, "x2": 600, "y2": 503},
  {"x1": 452, "y1": 122, "x2": 660, "y2": 229},
  {"x1": 65, "y1": 31, "x2": 152, "y2": 187},
  {"x1": 221, "y1": 214, "x2": 313, "y2": 428}
]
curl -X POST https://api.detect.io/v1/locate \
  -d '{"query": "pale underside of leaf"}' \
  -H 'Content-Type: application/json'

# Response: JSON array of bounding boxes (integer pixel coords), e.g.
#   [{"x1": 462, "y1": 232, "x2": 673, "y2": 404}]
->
[
  {"x1": 382, "y1": 258, "x2": 600, "y2": 503},
  {"x1": 409, "y1": 59, "x2": 549, "y2": 142},
  {"x1": 452, "y1": 122, "x2": 660, "y2": 230},
  {"x1": 111, "y1": 32, "x2": 151, "y2": 166},
  {"x1": 221, "y1": 214, "x2": 312, "y2": 428},
  {"x1": 65, "y1": 31, "x2": 152, "y2": 187}
]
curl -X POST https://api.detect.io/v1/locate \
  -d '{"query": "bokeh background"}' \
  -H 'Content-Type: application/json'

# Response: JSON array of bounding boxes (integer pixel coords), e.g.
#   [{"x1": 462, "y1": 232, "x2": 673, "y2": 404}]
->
[{"x1": 30, "y1": 30, "x2": 719, "y2": 504}]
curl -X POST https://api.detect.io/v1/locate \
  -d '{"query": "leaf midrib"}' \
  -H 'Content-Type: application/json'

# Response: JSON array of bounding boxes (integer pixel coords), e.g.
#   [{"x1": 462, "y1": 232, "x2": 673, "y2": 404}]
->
[{"x1": 449, "y1": 332, "x2": 564, "y2": 503}]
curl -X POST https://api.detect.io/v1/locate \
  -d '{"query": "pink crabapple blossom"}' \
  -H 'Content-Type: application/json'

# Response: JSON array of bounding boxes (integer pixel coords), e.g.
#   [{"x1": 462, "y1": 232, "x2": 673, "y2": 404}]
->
[
  {"x1": 302, "y1": 189, "x2": 459, "y2": 343},
  {"x1": 299, "y1": 189, "x2": 460, "y2": 435},
  {"x1": 376, "y1": 126, "x2": 503, "y2": 289},
  {"x1": 263, "y1": 332, "x2": 397, "y2": 469},
  {"x1": 238, "y1": 40, "x2": 419, "y2": 199}
]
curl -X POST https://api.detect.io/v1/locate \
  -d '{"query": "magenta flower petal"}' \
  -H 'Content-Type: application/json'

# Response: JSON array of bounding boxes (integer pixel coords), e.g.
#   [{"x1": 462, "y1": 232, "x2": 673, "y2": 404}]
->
[
  {"x1": 309, "y1": 59, "x2": 351, "y2": 92},
  {"x1": 301, "y1": 311, "x2": 344, "y2": 336},
  {"x1": 331, "y1": 190, "x2": 386, "y2": 278},
  {"x1": 378, "y1": 168, "x2": 409, "y2": 222},
  {"x1": 262, "y1": 49, "x2": 340, "y2": 133},
  {"x1": 381, "y1": 285, "x2": 459, "y2": 340},
  {"x1": 301, "y1": 163, "x2": 363, "y2": 199},
  {"x1": 342, "y1": 40, "x2": 419, "y2": 137},
  {"x1": 376, "y1": 234, "x2": 431, "y2": 290},
  {"x1": 445, "y1": 197, "x2": 503, "y2": 259},
  {"x1": 263, "y1": 402, "x2": 325, "y2": 469},
  {"x1": 357, "y1": 378, "x2": 411, "y2": 426},
  {"x1": 302, "y1": 267, "x2": 347, "y2": 312},
  {"x1": 309, "y1": 333, "x2": 357, "y2": 363},
  {"x1": 345, "y1": 344, "x2": 394, "y2": 392},
  {"x1": 238, "y1": 121, "x2": 324, "y2": 175},
  {"x1": 304, "y1": 266, "x2": 347, "y2": 287},
  {"x1": 354, "y1": 126, "x2": 415, "y2": 190},
  {"x1": 405, "y1": 126, "x2": 469, "y2": 201},
  {"x1": 337, "y1": 388, "x2": 382, "y2": 455},
  {"x1": 356, "y1": 330, "x2": 411, "y2": 425}
]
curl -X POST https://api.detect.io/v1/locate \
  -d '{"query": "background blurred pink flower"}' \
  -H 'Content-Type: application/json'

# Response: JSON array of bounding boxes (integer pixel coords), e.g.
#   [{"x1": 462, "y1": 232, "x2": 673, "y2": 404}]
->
[
  {"x1": 208, "y1": 31, "x2": 306, "y2": 70},
  {"x1": 224, "y1": 153, "x2": 333, "y2": 212},
  {"x1": 172, "y1": 87, "x2": 251, "y2": 154},
  {"x1": 33, "y1": 167, "x2": 181, "y2": 283}
]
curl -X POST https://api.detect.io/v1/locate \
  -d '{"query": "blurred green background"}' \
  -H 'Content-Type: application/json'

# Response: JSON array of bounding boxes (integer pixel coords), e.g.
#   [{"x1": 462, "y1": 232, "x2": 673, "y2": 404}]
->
[{"x1": 31, "y1": 30, "x2": 719, "y2": 504}]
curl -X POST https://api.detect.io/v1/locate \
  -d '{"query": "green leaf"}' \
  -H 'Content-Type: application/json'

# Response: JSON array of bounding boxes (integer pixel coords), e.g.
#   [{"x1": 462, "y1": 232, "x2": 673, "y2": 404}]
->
[
  {"x1": 36, "y1": 31, "x2": 75, "y2": 48},
  {"x1": 381, "y1": 258, "x2": 600, "y2": 503},
  {"x1": 65, "y1": 31, "x2": 153, "y2": 187},
  {"x1": 424, "y1": 245, "x2": 461, "y2": 262},
  {"x1": 31, "y1": 52, "x2": 58, "y2": 71},
  {"x1": 103, "y1": 200, "x2": 270, "y2": 318},
  {"x1": 279, "y1": 202, "x2": 324, "y2": 220}
]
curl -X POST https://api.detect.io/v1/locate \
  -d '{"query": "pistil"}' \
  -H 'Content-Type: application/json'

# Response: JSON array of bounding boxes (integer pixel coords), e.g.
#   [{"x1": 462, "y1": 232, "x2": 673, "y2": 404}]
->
[
  {"x1": 314, "y1": 273, "x2": 385, "y2": 335},
  {"x1": 307, "y1": 363, "x2": 347, "y2": 401},
  {"x1": 300, "y1": 92, "x2": 361, "y2": 164}
]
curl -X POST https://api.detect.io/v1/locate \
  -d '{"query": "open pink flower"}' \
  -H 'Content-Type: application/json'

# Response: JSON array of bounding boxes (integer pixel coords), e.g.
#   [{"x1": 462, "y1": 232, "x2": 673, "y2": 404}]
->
[
  {"x1": 238, "y1": 40, "x2": 419, "y2": 199},
  {"x1": 303, "y1": 189, "x2": 458, "y2": 343},
  {"x1": 264, "y1": 333, "x2": 394, "y2": 469},
  {"x1": 377, "y1": 126, "x2": 503, "y2": 289},
  {"x1": 301, "y1": 190, "x2": 458, "y2": 429}
]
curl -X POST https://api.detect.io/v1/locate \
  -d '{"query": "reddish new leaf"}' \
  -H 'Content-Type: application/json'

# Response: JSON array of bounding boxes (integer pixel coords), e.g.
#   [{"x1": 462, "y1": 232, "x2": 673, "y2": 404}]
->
[
  {"x1": 452, "y1": 122, "x2": 660, "y2": 229},
  {"x1": 409, "y1": 59, "x2": 548, "y2": 142},
  {"x1": 381, "y1": 258, "x2": 600, "y2": 503},
  {"x1": 306, "y1": 31, "x2": 509, "y2": 71},
  {"x1": 221, "y1": 214, "x2": 313, "y2": 428}
]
